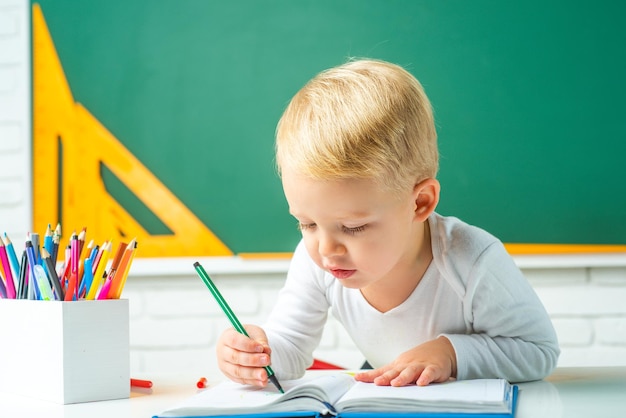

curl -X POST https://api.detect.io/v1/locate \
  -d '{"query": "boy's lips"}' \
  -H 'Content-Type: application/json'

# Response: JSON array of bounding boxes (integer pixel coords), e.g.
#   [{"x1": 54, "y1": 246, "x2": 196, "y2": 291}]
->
[{"x1": 329, "y1": 268, "x2": 356, "y2": 279}]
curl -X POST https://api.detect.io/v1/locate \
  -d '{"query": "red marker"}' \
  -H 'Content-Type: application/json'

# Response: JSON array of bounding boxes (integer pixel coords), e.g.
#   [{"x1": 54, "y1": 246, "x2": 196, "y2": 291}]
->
[
  {"x1": 130, "y1": 378, "x2": 153, "y2": 389},
  {"x1": 196, "y1": 377, "x2": 208, "y2": 389}
]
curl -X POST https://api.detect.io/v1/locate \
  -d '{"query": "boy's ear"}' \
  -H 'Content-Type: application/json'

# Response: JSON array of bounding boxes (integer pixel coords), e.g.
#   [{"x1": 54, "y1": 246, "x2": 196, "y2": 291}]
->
[{"x1": 413, "y1": 178, "x2": 440, "y2": 222}]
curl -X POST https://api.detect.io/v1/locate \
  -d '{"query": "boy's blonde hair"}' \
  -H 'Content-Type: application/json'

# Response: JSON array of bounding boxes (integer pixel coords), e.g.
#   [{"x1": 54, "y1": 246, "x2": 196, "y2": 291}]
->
[{"x1": 275, "y1": 58, "x2": 438, "y2": 194}]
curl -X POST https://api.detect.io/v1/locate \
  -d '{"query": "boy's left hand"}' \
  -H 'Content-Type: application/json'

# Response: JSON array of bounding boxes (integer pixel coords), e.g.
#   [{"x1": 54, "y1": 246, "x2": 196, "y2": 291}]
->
[{"x1": 354, "y1": 336, "x2": 457, "y2": 386}]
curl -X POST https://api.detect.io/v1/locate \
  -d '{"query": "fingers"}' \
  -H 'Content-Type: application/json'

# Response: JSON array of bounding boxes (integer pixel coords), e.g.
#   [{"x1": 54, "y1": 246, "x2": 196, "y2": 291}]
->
[
  {"x1": 416, "y1": 365, "x2": 446, "y2": 386},
  {"x1": 223, "y1": 342, "x2": 270, "y2": 368},
  {"x1": 361, "y1": 337, "x2": 456, "y2": 387},
  {"x1": 217, "y1": 327, "x2": 273, "y2": 388},
  {"x1": 390, "y1": 365, "x2": 424, "y2": 387},
  {"x1": 373, "y1": 366, "x2": 424, "y2": 387},
  {"x1": 355, "y1": 364, "x2": 450, "y2": 387},
  {"x1": 219, "y1": 357, "x2": 270, "y2": 388},
  {"x1": 354, "y1": 366, "x2": 390, "y2": 383},
  {"x1": 223, "y1": 328, "x2": 266, "y2": 355}
]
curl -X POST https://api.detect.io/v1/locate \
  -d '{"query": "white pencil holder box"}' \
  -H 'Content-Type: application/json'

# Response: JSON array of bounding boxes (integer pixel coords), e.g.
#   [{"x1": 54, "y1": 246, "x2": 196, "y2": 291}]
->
[{"x1": 0, "y1": 299, "x2": 129, "y2": 404}]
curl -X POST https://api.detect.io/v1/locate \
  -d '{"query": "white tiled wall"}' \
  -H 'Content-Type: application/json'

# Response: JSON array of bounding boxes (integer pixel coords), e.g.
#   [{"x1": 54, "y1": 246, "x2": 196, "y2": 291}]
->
[
  {"x1": 2, "y1": 0, "x2": 626, "y2": 380},
  {"x1": 0, "y1": 0, "x2": 31, "y2": 239},
  {"x1": 526, "y1": 265, "x2": 626, "y2": 368}
]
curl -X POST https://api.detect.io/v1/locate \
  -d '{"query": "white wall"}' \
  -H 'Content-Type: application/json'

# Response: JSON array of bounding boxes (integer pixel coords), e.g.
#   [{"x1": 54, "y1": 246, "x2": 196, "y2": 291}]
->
[
  {"x1": 0, "y1": 0, "x2": 31, "y2": 239},
  {"x1": 2, "y1": 0, "x2": 626, "y2": 380}
]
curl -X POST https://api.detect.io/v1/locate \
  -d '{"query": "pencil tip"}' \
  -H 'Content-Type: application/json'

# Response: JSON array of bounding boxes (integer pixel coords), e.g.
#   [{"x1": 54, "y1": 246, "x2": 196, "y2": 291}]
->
[{"x1": 268, "y1": 375, "x2": 284, "y2": 394}]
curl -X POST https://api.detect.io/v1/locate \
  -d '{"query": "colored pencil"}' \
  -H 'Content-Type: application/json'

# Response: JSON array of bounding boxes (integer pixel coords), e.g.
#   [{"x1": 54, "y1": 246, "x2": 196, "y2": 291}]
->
[{"x1": 193, "y1": 261, "x2": 284, "y2": 394}]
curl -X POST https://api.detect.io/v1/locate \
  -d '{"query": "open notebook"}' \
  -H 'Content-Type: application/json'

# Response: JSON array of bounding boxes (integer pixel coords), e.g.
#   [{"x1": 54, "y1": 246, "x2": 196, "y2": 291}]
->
[{"x1": 155, "y1": 373, "x2": 518, "y2": 417}]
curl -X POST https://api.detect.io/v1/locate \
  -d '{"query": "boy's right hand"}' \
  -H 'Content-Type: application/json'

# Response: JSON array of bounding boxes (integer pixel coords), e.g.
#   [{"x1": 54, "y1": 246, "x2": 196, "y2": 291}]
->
[{"x1": 216, "y1": 325, "x2": 273, "y2": 388}]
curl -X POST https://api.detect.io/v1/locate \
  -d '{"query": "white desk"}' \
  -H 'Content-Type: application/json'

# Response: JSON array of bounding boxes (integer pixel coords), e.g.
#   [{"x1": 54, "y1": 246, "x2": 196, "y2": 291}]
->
[
  {"x1": 516, "y1": 367, "x2": 626, "y2": 417},
  {"x1": 0, "y1": 367, "x2": 624, "y2": 417}
]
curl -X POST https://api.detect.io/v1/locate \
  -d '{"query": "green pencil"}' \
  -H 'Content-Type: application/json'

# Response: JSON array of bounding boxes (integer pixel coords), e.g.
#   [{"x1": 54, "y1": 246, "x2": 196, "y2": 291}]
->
[{"x1": 193, "y1": 261, "x2": 284, "y2": 394}]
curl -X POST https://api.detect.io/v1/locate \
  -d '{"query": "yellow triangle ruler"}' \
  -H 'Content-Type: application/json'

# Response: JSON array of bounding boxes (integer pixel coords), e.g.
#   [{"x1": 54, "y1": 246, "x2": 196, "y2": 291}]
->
[{"x1": 32, "y1": 4, "x2": 232, "y2": 257}]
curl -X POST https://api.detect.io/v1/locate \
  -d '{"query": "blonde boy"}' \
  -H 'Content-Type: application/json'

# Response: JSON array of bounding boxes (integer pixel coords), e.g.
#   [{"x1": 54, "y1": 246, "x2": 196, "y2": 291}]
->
[{"x1": 216, "y1": 59, "x2": 559, "y2": 387}]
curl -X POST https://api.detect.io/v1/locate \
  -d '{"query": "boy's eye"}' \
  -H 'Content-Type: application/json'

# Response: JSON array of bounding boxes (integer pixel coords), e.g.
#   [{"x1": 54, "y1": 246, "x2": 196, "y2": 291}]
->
[
  {"x1": 342, "y1": 225, "x2": 366, "y2": 235},
  {"x1": 296, "y1": 222, "x2": 366, "y2": 235},
  {"x1": 297, "y1": 222, "x2": 316, "y2": 232}
]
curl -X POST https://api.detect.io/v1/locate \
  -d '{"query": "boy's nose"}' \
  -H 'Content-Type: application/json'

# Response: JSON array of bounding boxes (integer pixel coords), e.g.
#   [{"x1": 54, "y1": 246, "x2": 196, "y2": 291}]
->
[{"x1": 318, "y1": 234, "x2": 345, "y2": 258}]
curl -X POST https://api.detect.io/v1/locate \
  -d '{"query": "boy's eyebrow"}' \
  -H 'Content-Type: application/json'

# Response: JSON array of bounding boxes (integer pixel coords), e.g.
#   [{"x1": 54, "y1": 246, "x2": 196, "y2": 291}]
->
[{"x1": 288, "y1": 210, "x2": 374, "y2": 222}]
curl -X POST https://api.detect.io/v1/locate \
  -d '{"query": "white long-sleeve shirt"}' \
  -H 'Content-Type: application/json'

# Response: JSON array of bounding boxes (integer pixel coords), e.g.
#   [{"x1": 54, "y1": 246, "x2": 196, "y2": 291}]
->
[{"x1": 264, "y1": 213, "x2": 560, "y2": 383}]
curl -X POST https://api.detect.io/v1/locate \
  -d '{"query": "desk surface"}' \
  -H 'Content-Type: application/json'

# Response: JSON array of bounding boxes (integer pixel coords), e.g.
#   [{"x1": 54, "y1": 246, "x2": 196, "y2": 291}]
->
[{"x1": 1, "y1": 367, "x2": 625, "y2": 418}]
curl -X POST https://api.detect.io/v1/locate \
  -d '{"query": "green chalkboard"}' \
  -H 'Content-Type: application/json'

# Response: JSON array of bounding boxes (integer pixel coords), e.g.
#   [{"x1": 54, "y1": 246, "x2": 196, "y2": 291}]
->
[{"x1": 33, "y1": 0, "x2": 626, "y2": 252}]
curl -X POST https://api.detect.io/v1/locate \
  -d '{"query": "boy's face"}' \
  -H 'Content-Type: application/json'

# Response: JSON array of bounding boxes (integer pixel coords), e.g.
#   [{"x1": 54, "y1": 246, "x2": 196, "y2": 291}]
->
[{"x1": 282, "y1": 169, "x2": 429, "y2": 290}]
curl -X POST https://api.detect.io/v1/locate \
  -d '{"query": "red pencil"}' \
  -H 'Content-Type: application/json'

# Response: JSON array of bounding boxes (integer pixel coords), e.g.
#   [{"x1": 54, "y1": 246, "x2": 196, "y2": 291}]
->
[
  {"x1": 130, "y1": 378, "x2": 153, "y2": 388},
  {"x1": 196, "y1": 377, "x2": 208, "y2": 389}
]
